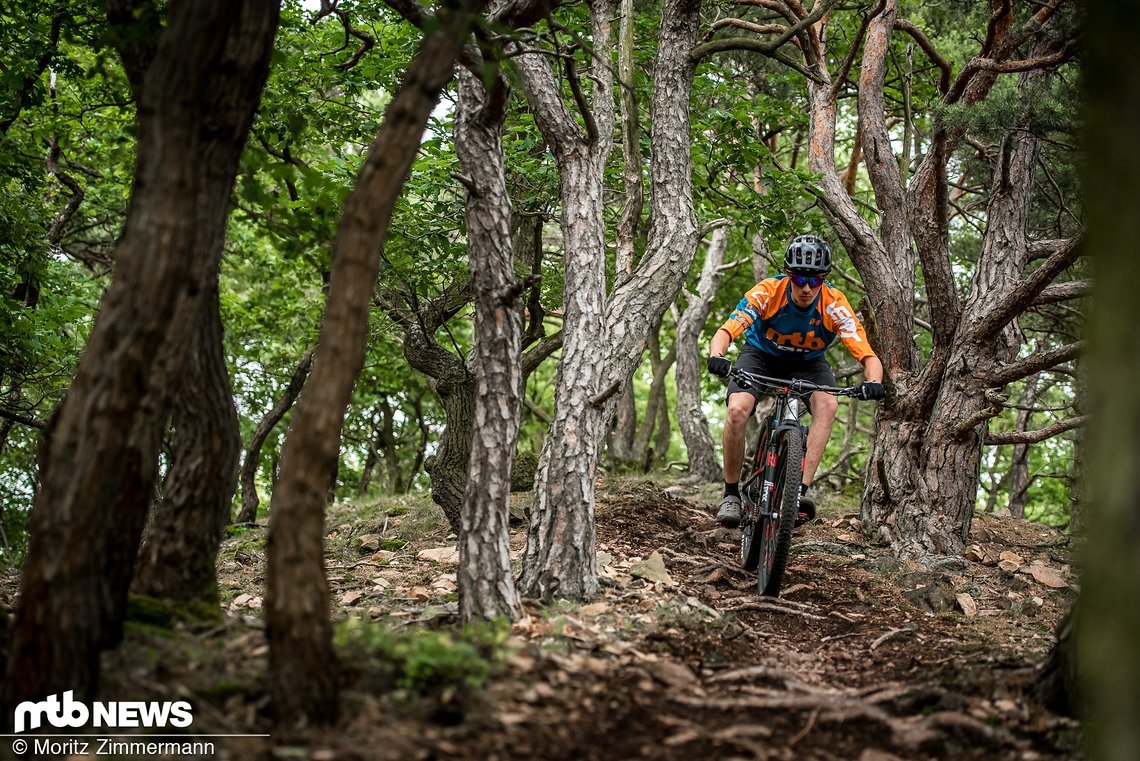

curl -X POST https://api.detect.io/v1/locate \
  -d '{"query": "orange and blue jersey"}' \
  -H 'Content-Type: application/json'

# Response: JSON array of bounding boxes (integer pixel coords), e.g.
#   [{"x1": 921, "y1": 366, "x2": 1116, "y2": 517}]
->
[{"x1": 718, "y1": 276, "x2": 876, "y2": 362}]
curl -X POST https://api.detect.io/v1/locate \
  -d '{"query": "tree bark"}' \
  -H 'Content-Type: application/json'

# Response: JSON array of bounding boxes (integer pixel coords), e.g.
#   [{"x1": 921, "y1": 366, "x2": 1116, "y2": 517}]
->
[
  {"x1": 519, "y1": 0, "x2": 700, "y2": 601},
  {"x1": 1075, "y1": 2, "x2": 1140, "y2": 754},
  {"x1": 236, "y1": 346, "x2": 315, "y2": 524},
  {"x1": 630, "y1": 321, "x2": 676, "y2": 465},
  {"x1": 265, "y1": 0, "x2": 483, "y2": 726},
  {"x1": 514, "y1": 0, "x2": 618, "y2": 601},
  {"x1": 676, "y1": 227, "x2": 729, "y2": 481},
  {"x1": 607, "y1": 380, "x2": 638, "y2": 464},
  {"x1": 455, "y1": 61, "x2": 523, "y2": 621},
  {"x1": 1006, "y1": 374, "x2": 1040, "y2": 518},
  {"x1": 134, "y1": 277, "x2": 242, "y2": 603},
  {"x1": 863, "y1": 78, "x2": 1042, "y2": 562},
  {"x1": 2, "y1": 0, "x2": 279, "y2": 709}
]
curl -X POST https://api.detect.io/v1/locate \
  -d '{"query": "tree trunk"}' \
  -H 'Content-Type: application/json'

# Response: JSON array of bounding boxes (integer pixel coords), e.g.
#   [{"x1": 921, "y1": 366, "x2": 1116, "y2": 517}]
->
[
  {"x1": 1006, "y1": 375, "x2": 1040, "y2": 518},
  {"x1": 519, "y1": 0, "x2": 700, "y2": 601},
  {"x1": 514, "y1": 0, "x2": 617, "y2": 601},
  {"x1": 607, "y1": 381, "x2": 638, "y2": 465},
  {"x1": 455, "y1": 62, "x2": 523, "y2": 621},
  {"x1": 236, "y1": 346, "x2": 314, "y2": 524},
  {"x1": 2, "y1": 0, "x2": 278, "y2": 709},
  {"x1": 630, "y1": 321, "x2": 675, "y2": 465},
  {"x1": 1075, "y1": 3, "x2": 1140, "y2": 754},
  {"x1": 265, "y1": 0, "x2": 483, "y2": 725},
  {"x1": 421, "y1": 365, "x2": 475, "y2": 534},
  {"x1": 676, "y1": 226, "x2": 730, "y2": 482},
  {"x1": 134, "y1": 277, "x2": 241, "y2": 603},
  {"x1": 614, "y1": 0, "x2": 643, "y2": 286}
]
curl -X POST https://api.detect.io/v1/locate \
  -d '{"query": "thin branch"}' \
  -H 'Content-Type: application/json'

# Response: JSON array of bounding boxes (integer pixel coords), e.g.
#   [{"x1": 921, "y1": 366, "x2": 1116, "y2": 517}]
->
[
  {"x1": 893, "y1": 19, "x2": 950, "y2": 93},
  {"x1": 966, "y1": 238, "x2": 1082, "y2": 341},
  {"x1": 1032, "y1": 279, "x2": 1089, "y2": 306},
  {"x1": 986, "y1": 341, "x2": 1083, "y2": 388},
  {"x1": 986, "y1": 415, "x2": 1087, "y2": 445},
  {"x1": 0, "y1": 407, "x2": 45, "y2": 430},
  {"x1": 563, "y1": 48, "x2": 598, "y2": 144},
  {"x1": 832, "y1": 0, "x2": 887, "y2": 100}
]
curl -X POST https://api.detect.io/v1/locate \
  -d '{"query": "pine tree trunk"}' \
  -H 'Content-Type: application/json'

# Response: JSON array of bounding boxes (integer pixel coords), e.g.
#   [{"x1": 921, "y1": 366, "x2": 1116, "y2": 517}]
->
[
  {"x1": 675, "y1": 226, "x2": 728, "y2": 482},
  {"x1": 265, "y1": 0, "x2": 482, "y2": 725},
  {"x1": 236, "y1": 346, "x2": 314, "y2": 524},
  {"x1": 607, "y1": 381, "x2": 638, "y2": 465},
  {"x1": 1075, "y1": 3, "x2": 1140, "y2": 755},
  {"x1": 519, "y1": 0, "x2": 700, "y2": 601},
  {"x1": 1006, "y1": 375, "x2": 1039, "y2": 518},
  {"x1": 422, "y1": 370, "x2": 475, "y2": 534},
  {"x1": 517, "y1": 153, "x2": 611, "y2": 600},
  {"x1": 2, "y1": 0, "x2": 278, "y2": 708},
  {"x1": 134, "y1": 278, "x2": 241, "y2": 603},
  {"x1": 630, "y1": 324, "x2": 675, "y2": 465},
  {"x1": 455, "y1": 64, "x2": 522, "y2": 621}
]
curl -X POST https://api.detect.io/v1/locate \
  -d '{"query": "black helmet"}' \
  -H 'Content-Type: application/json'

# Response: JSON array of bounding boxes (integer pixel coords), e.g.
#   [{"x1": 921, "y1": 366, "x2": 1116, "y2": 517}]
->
[{"x1": 784, "y1": 234, "x2": 832, "y2": 274}]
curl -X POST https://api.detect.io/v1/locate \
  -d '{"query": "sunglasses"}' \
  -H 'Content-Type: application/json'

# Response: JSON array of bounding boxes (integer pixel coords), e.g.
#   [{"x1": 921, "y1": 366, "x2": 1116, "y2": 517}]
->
[{"x1": 788, "y1": 273, "x2": 824, "y2": 288}]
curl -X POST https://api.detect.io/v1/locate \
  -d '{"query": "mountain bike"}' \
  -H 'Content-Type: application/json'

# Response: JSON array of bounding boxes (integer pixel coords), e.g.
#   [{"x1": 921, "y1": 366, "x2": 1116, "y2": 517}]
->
[{"x1": 730, "y1": 368, "x2": 860, "y2": 597}]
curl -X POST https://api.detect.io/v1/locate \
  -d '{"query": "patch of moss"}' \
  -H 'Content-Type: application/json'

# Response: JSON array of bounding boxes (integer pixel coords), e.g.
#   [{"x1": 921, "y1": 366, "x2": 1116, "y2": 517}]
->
[
  {"x1": 335, "y1": 617, "x2": 509, "y2": 697},
  {"x1": 511, "y1": 451, "x2": 540, "y2": 492},
  {"x1": 379, "y1": 539, "x2": 408, "y2": 552},
  {"x1": 198, "y1": 681, "x2": 255, "y2": 706},
  {"x1": 126, "y1": 594, "x2": 223, "y2": 633}
]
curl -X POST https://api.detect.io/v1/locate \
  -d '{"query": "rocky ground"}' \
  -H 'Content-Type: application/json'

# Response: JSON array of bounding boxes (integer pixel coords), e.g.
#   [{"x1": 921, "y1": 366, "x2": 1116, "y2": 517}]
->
[{"x1": 5, "y1": 477, "x2": 1081, "y2": 760}]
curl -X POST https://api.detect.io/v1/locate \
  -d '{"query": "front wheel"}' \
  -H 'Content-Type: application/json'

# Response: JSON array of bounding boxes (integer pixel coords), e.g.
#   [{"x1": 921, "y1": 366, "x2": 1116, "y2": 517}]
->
[{"x1": 756, "y1": 426, "x2": 805, "y2": 597}]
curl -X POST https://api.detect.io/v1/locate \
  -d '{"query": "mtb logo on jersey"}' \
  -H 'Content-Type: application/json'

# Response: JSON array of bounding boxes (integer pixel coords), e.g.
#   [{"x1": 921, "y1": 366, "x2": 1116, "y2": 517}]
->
[{"x1": 764, "y1": 328, "x2": 826, "y2": 352}]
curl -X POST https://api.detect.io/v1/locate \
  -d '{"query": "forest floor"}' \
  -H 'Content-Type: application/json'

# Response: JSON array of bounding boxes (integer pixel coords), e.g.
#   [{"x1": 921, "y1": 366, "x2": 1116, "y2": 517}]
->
[{"x1": 4, "y1": 476, "x2": 1081, "y2": 760}]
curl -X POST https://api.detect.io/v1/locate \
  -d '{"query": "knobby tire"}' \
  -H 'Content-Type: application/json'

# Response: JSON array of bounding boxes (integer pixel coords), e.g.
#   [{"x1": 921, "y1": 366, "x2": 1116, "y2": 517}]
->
[{"x1": 757, "y1": 426, "x2": 804, "y2": 597}]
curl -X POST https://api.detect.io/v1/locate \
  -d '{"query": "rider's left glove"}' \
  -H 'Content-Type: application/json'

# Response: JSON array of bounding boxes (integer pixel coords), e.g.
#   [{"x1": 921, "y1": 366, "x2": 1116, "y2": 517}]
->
[
  {"x1": 707, "y1": 356, "x2": 732, "y2": 379},
  {"x1": 856, "y1": 381, "x2": 886, "y2": 401}
]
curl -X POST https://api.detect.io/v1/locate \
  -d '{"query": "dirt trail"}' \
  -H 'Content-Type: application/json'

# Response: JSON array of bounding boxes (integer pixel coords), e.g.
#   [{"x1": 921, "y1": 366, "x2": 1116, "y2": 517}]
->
[{"x1": 45, "y1": 477, "x2": 1078, "y2": 761}]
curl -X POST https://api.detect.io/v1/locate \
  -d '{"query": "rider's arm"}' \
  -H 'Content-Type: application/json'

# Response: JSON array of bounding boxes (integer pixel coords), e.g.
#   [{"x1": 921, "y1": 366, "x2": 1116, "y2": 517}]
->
[
  {"x1": 715, "y1": 279, "x2": 780, "y2": 355},
  {"x1": 861, "y1": 354, "x2": 883, "y2": 384},
  {"x1": 709, "y1": 328, "x2": 733, "y2": 358}
]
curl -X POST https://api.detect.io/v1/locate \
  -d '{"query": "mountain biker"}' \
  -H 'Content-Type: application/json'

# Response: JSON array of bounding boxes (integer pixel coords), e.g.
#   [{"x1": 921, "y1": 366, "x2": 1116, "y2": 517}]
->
[{"x1": 706, "y1": 234, "x2": 885, "y2": 527}]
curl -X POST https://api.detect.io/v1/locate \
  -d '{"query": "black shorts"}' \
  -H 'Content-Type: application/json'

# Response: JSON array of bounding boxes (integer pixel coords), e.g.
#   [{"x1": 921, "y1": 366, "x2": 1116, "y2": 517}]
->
[{"x1": 726, "y1": 345, "x2": 837, "y2": 409}]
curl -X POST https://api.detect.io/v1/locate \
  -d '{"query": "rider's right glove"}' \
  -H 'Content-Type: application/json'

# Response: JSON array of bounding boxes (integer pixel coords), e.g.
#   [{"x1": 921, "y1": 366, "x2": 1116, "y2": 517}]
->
[
  {"x1": 856, "y1": 381, "x2": 886, "y2": 401},
  {"x1": 707, "y1": 356, "x2": 732, "y2": 379}
]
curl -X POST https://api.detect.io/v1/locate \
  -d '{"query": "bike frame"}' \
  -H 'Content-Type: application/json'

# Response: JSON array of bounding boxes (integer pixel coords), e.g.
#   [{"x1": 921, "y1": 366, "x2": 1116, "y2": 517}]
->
[{"x1": 741, "y1": 392, "x2": 803, "y2": 521}]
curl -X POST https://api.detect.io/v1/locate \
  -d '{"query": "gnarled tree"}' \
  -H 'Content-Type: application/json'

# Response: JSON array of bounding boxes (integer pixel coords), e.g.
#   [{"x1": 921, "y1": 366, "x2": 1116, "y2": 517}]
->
[
  {"x1": 517, "y1": 0, "x2": 702, "y2": 600},
  {"x1": 694, "y1": 0, "x2": 1082, "y2": 564}
]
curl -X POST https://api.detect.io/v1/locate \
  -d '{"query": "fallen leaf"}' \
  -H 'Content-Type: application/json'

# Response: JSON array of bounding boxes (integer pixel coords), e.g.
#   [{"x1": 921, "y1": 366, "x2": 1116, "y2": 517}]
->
[
  {"x1": 340, "y1": 590, "x2": 364, "y2": 606},
  {"x1": 956, "y1": 593, "x2": 978, "y2": 617},
  {"x1": 630, "y1": 551, "x2": 673, "y2": 585},
  {"x1": 664, "y1": 730, "x2": 701, "y2": 747},
  {"x1": 580, "y1": 602, "x2": 609, "y2": 617},
  {"x1": 371, "y1": 550, "x2": 396, "y2": 563},
  {"x1": 1028, "y1": 564, "x2": 1068, "y2": 589},
  {"x1": 418, "y1": 546, "x2": 459, "y2": 564},
  {"x1": 998, "y1": 559, "x2": 1021, "y2": 573},
  {"x1": 966, "y1": 545, "x2": 987, "y2": 563},
  {"x1": 649, "y1": 661, "x2": 698, "y2": 689},
  {"x1": 999, "y1": 550, "x2": 1024, "y2": 564},
  {"x1": 497, "y1": 711, "x2": 531, "y2": 727}
]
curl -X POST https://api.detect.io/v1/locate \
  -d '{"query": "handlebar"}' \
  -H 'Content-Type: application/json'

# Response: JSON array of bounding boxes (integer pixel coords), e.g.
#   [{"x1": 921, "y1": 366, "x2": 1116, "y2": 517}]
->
[{"x1": 728, "y1": 367, "x2": 860, "y2": 398}]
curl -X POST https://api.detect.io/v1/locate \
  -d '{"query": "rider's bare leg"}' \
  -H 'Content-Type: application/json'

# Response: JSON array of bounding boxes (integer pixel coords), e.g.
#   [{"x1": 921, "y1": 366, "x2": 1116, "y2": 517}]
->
[
  {"x1": 803, "y1": 390, "x2": 838, "y2": 486},
  {"x1": 723, "y1": 391, "x2": 757, "y2": 484}
]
